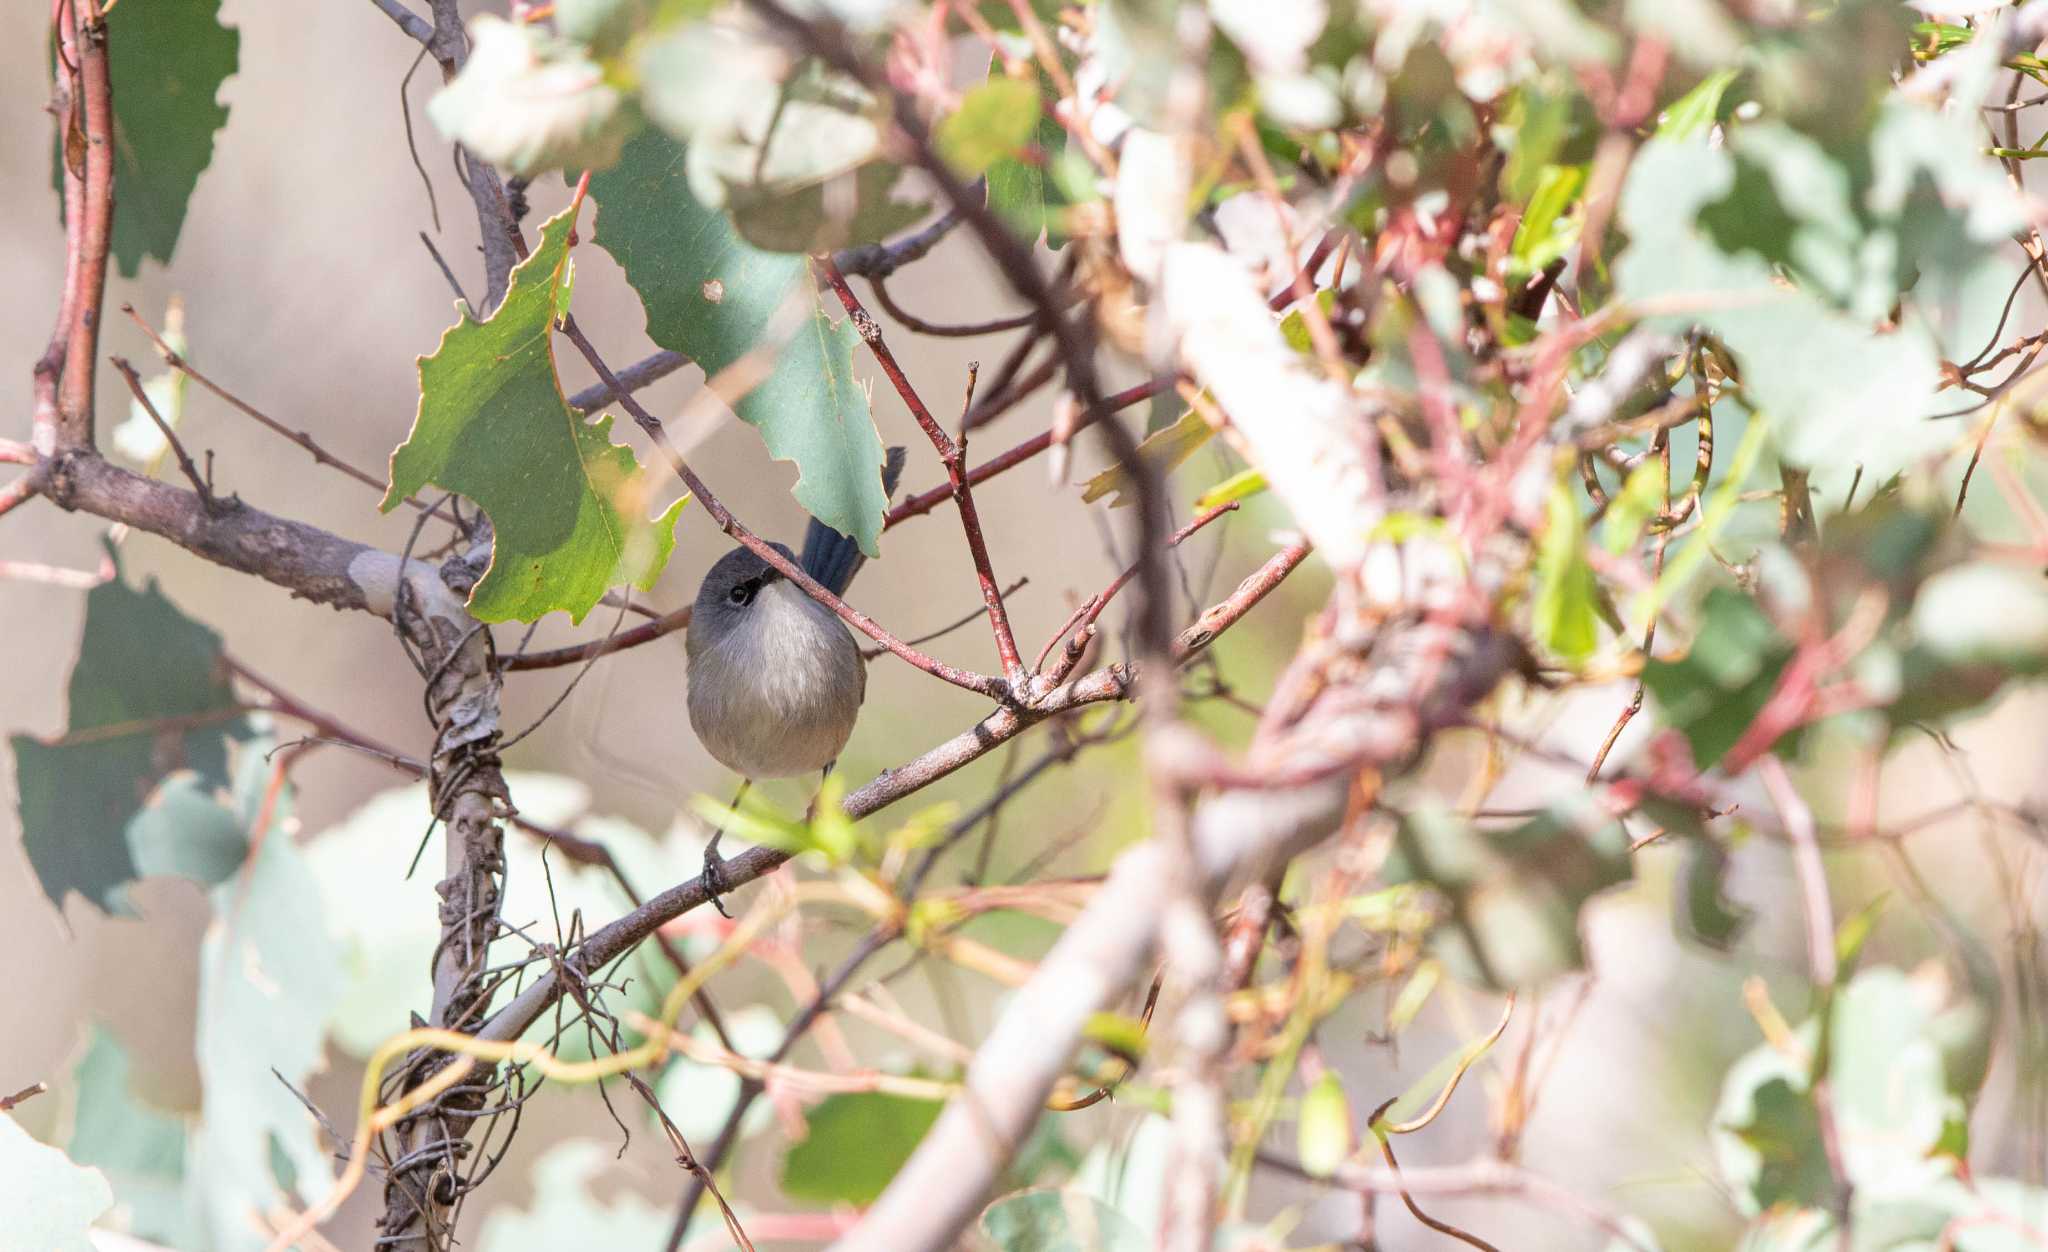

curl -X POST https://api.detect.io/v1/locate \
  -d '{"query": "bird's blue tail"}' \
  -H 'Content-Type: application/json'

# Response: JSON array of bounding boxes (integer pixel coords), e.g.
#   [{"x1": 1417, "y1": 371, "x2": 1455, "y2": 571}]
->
[{"x1": 800, "y1": 446, "x2": 907, "y2": 595}]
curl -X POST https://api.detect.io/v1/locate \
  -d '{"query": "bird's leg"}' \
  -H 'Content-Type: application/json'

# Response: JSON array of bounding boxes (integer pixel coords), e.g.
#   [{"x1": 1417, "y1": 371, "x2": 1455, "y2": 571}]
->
[
  {"x1": 702, "y1": 778, "x2": 750, "y2": 919},
  {"x1": 803, "y1": 760, "x2": 837, "y2": 823}
]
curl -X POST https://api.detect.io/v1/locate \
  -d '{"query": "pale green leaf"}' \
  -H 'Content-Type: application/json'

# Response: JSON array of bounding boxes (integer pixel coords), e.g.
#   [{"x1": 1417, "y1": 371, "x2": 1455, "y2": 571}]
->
[
  {"x1": 0, "y1": 1115, "x2": 110, "y2": 1252},
  {"x1": 1601, "y1": 460, "x2": 1668, "y2": 554},
  {"x1": 1297, "y1": 1071, "x2": 1352, "y2": 1178},
  {"x1": 1081, "y1": 408, "x2": 1212, "y2": 508},
  {"x1": 981, "y1": 1189, "x2": 1147, "y2": 1252},
  {"x1": 427, "y1": 17, "x2": 632, "y2": 177}
]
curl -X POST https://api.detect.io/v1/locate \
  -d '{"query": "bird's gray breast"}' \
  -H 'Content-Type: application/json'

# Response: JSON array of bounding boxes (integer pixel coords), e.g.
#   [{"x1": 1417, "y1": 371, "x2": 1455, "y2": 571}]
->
[{"x1": 685, "y1": 581, "x2": 865, "y2": 779}]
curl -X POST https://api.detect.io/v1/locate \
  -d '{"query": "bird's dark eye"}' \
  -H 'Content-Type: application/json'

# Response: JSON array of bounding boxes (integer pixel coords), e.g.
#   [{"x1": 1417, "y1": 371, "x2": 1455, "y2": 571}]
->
[{"x1": 727, "y1": 583, "x2": 753, "y2": 607}]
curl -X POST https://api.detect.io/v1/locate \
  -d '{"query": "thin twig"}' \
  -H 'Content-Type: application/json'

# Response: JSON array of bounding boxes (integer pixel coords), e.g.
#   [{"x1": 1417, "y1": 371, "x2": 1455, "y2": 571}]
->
[
  {"x1": 120, "y1": 304, "x2": 430, "y2": 510},
  {"x1": 110, "y1": 357, "x2": 215, "y2": 510},
  {"x1": 822, "y1": 261, "x2": 1027, "y2": 685}
]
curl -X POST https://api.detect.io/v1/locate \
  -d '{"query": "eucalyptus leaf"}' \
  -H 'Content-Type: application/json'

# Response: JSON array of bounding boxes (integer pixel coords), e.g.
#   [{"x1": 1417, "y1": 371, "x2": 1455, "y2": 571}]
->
[{"x1": 588, "y1": 129, "x2": 891, "y2": 554}]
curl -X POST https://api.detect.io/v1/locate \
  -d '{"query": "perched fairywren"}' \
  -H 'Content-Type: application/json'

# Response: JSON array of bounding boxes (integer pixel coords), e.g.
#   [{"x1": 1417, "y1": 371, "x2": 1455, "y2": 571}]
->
[{"x1": 685, "y1": 447, "x2": 906, "y2": 904}]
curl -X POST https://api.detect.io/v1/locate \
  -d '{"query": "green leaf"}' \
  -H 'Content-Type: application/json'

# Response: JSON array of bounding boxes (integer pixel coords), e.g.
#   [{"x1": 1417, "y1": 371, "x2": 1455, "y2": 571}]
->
[
  {"x1": 555, "y1": 0, "x2": 655, "y2": 57},
  {"x1": 1278, "y1": 290, "x2": 1338, "y2": 354},
  {"x1": 66, "y1": 0, "x2": 239, "y2": 277},
  {"x1": 12, "y1": 547, "x2": 246, "y2": 915},
  {"x1": 1081, "y1": 407, "x2": 1213, "y2": 508},
  {"x1": 939, "y1": 75, "x2": 1042, "y2": 176},
  {"x1": 1656, "y1": 68, "x2": 1739, "y2": 142},
  {"x1": 63, "y1": 1027, "x2": 192, "y2": 1246},
  {"x1": 588, "y1": 128, "x2": 891, "y2": 555},
  {"x1": 1194, "y1": 467, "x2": 1268, "y2": 510},
  {"x1": 1508, "y1": 164, "x2": 1585, "y2": 279},
  {"x1": 1297, "y1": 1072, "x2": 1352, "y2": 1178},
  {"x1": 1386, "y1": 799, "x2": 1634, "y2": 989},
  {"x1": 427, "y1": 17, "x2": 633, "y2": 177},
  {"x1": 124, "y1": 771, "x2": 249, "y2": 891},
  {"x1": 478, "y1": 1141, "x2": 672, "y2": 1252},
  {"x1": 1641, "y1": 587, "x2": 1795, "y2": 768},
  {"x1": 1601, "y1": 460, "x2": 1667, "y2": 554},
  {"x1": 0, "y1": 1114, "x2": 111, "y2": 1252},
  {"x1": 981, "y1": 1189, "x2": 1148, "y2": 1252},
  {"x1": 383, "y1": 196, "x2": 684, "y2": 624},
  {"x1": 1532, "y1": 482, "x2": 1601, "y2": 664},
  {"x1": 780, "y1": 1091, "x2": 943, "y2": 1206}
]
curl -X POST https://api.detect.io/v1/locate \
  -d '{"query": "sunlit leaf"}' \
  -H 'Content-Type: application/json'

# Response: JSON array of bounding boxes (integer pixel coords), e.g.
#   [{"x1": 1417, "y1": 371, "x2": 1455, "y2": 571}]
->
[
  {"x1": 1081, "y1": 407, "x2": 1212, "y2": 508},
  {"x1": 383, "y1": 196, "x2": 685, "y2": 623},
  {"x1": 1656, "y1": 67, "x2": 1739, "y2": 142},
  {"x1": 1194, "y1": 467, "x2": 1268, "y2": 510},
  {"x1": 1532, "y1": 482, "x2": 1601, "y2": 663},
  {"x1": 939, "y1": 75, "x2": 1042, "y2": 176}
]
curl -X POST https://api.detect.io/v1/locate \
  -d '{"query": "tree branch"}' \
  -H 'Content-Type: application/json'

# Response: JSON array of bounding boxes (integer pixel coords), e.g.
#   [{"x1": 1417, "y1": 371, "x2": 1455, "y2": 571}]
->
[{"x1": 821, "y1": 260, "x2": 1027, "y2": 685}]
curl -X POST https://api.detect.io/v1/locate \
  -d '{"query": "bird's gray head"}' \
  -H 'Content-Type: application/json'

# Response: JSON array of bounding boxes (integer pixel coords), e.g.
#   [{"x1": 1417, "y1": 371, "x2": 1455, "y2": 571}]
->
[{"x1": 691, "y1": 542, "x2": 798, "y2": 646}]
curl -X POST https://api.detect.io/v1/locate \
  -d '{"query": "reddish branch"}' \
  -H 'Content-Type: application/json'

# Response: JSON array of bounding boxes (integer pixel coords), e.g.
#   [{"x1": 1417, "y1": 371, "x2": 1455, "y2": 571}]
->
[
  {"x1": 822, "y1": 258, "x2": 1028, "y2": 685},
  {"x1": 53, "y1": 0, "x2": 113, "y2": 452}
]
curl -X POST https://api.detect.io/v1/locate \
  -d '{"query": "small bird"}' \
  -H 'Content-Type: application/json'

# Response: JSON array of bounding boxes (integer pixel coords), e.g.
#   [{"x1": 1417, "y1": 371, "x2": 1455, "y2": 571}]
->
[{"x1": 686, "y1": 447, "x2": 906, "y2": 907}]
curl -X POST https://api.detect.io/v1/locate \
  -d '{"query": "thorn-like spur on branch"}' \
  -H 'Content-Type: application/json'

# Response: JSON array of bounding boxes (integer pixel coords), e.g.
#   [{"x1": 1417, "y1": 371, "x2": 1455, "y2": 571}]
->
[
  {"x1": 1036, "y1": 502, "x2": 1240, "y2": 673},
  {"x1": 555, "y1": 313, "x2": 1013, "y2": 701},
  {"x1": 109, "y1": 357, "x2": 217, "y2": 511},
  {"x1": 473, "y1": 537, "x2": 1313, "y2": 1051},
  {"x1": 820, "y1": 259, "x2": 1028, "y2": 686},
  {"x1": 121, "y1": 305, "x2": 434, "y2": 511}
]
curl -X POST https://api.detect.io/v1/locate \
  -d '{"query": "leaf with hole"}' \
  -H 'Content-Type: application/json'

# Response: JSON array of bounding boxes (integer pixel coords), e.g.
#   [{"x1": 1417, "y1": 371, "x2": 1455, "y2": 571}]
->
[{"x1": 588, "y1": 128, "x2": 892, "y2": 556}]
